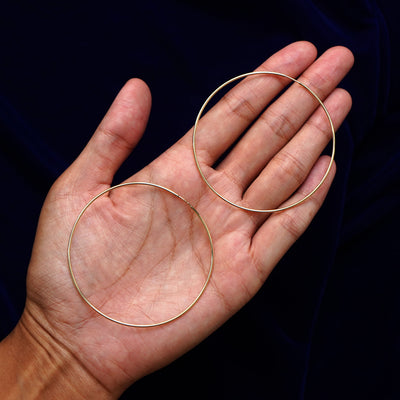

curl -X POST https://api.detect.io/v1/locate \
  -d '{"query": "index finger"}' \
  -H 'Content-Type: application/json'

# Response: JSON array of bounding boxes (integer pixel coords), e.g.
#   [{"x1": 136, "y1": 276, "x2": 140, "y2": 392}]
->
[{"x1": 187, "y1": 41, "x2": 318, "y2": 165}]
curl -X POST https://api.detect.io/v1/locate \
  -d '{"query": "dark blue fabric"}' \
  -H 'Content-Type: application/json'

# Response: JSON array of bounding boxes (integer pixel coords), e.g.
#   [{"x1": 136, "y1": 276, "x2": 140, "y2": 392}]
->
[{"x1": 1, "y1": 1, "x2": 399, "y2": 398}]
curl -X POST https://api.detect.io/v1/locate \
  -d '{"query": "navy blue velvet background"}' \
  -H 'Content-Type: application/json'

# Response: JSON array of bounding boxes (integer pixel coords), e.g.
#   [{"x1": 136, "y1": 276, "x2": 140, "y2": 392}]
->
[{"x1": 1, "y1": 1, "x2": 399, "y2": 398}]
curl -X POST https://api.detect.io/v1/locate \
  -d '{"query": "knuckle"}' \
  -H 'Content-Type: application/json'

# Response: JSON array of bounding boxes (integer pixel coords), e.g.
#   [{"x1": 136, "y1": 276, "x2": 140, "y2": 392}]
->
[
  {"x1": 301, "y1": 70, "x2": 330, "y2": 96},
  {"x1": 307, "y1": 110, "x2": 334, "y2": 141},
  {"x1": 260, "y1": 106, "x2": 298, "y2": 142},
  {"x1": 222, "y1": 90, "x2": 258, "y2": 124},
  {"x1": 280, "y1": 212, "x2": 306, "y2": 240},
  {"x1": 272, "y1": 150, "x2": 308, "y2": 186},
  {"x1": 96, "y1": 125, "x2": 132, "y2": 152}
]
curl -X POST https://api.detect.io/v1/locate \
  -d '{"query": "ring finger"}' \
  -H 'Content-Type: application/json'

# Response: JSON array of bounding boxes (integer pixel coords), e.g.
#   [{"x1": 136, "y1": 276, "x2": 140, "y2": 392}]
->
[
  {"x1": 242, "y1": 87, "x2": 351, "y2": 213},
  {"x1": 216, "y1": 46, "x2": 354, "y2": 190}
]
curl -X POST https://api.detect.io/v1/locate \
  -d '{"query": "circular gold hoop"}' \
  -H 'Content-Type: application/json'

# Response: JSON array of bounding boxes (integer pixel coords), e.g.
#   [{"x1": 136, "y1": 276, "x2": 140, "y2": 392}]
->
[
  {"x1": 192, "y1": 71, "x2": 336, "y2": 213},
  {"x1": 67, "y1": 181, "x2": 214, "y2": 328}
]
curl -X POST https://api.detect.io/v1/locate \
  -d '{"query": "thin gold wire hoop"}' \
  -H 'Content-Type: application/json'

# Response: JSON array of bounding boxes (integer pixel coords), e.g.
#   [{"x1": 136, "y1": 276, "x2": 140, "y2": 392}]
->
[
  {"x1": 67, "y1": 181, "x2": 214, "y2": 328},
  {"x1": 192, "y1": 71, "x2": 336, "y2": 213}
]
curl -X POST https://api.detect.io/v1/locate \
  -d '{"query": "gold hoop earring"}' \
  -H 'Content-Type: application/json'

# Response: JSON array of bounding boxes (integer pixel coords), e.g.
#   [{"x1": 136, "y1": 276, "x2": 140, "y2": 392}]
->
[
  {"x1": 67, "y1": 181, "x2": 214, "y2": 328},
  {"x1": 192, "y1": 71, "x2": 335, "y2": 213}
]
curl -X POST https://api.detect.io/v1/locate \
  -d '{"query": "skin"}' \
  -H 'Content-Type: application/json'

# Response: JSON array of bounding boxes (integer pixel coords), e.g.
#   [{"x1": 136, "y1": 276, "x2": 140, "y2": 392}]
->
[{"x1": 0, "y1": 41, "x2": 354, "y2": 399}]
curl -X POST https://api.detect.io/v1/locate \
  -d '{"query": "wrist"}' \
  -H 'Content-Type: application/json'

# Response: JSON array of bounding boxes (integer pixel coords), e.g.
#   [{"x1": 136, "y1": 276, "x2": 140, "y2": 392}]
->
[{"x1": 0, "y1": 308, "x2": 114, "y2": 400}]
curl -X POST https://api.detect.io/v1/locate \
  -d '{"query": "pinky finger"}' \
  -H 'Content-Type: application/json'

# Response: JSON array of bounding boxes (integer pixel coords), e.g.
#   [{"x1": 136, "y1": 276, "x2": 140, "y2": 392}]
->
[{"x1": 250, "y1": 156, "x2": 336, "y2": 279}]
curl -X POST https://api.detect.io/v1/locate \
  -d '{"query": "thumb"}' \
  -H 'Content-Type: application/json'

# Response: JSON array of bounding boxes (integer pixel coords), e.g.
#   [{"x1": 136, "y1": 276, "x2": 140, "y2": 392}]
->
[{"x1": 68, "y1": 78, "x2": 152, "y2": 191}]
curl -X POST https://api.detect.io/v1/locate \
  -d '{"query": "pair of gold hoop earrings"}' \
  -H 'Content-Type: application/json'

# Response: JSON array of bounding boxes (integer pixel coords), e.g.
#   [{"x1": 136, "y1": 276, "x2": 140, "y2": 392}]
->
[{"x1": 67, "y1": 71, "x2": 335, "y2": 327}]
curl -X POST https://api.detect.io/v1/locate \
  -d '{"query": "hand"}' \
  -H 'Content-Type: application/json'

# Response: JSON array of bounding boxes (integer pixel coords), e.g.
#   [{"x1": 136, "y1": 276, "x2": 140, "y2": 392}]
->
[{"x1": 0, "y1": 41, "x2": 353, "y2": 399}]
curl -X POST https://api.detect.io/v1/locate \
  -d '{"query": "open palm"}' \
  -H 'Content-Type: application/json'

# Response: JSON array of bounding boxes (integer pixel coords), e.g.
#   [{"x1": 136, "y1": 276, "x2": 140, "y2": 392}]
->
[{"x1": 20, "y1": 42, "x2": 353, "y2": 398}]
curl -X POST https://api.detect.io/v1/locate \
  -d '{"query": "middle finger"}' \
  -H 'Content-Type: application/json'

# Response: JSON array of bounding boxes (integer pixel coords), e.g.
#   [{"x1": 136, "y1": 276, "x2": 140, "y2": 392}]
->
[{"x1": 216, "y1": 46, "x2": 354, "y2": 190}]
